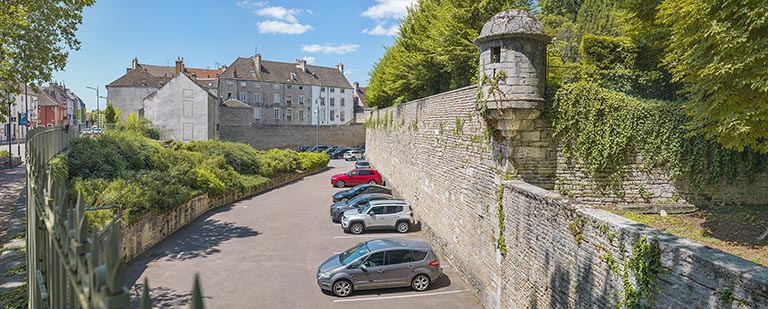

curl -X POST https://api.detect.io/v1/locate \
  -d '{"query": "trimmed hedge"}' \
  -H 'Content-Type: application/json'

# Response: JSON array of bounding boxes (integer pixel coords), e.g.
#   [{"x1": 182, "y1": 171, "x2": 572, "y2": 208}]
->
[{"x1": 299, "y1": 152, "x2": 331, "y2": 171}]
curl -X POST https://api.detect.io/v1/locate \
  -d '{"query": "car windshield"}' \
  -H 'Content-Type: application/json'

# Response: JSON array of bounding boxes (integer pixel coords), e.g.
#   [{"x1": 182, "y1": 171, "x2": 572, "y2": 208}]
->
[
  {"x1": 339, "y1": 242, "x2": 370, "y2": 265},
  {"x1": 346, "y1": 195, "x2": 365, "y2": 206},
  {"x1": 359, "y1": 204, "x2": 371, "y2": 214}
]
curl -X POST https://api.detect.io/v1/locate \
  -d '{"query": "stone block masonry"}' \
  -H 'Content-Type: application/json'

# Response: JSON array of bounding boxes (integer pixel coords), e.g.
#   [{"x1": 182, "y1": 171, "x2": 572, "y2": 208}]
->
[
  {"x1": 219, "y1": 123, "x2": 366, "y2": 150},
  {"x1": 365, "y1": 87, "x2": 768, "y2": 308}
]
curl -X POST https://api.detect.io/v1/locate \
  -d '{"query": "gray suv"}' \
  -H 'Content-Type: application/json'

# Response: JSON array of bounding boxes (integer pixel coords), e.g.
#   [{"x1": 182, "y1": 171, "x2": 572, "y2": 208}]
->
[
  {"x1": 341, "y1": 200, "x2": 413, "y2": 234},
  {"x1": 330, "y1": 193, "x2": 393, "y2": 223},
  {"x1": 317, "y1": 238, "x2": 442, "y2": 297}
]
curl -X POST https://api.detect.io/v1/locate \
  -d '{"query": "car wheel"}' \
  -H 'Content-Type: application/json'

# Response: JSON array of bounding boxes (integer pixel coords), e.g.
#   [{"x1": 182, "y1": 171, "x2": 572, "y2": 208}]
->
[
  {"x1": 336, "y1": 214, "x2": 344, "y2": 223},
  {"x1": 333, "y1": 279, "x2": 353, "y2": 297},
  {"x1": 368, "y1": 180, "x2": 377, "y2": 184},
  {"x1": 411, "y1": 274, "x2": 430, "y2": 291},
  {"x1": 396, "y1": 221, "x2": 410, "y2": 233},
  {"x1": 350, "y1": 222, "x2": 364, "y2": 235},
  {"x1": 336, "y1": 180, "x2": 345, "y2": 188}
]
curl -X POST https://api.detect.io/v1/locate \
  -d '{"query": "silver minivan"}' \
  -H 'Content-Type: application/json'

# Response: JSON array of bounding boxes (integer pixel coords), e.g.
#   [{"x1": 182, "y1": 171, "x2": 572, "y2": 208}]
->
[{"x1": 317, "y1": 238, "x2": 442, "y2": 297}]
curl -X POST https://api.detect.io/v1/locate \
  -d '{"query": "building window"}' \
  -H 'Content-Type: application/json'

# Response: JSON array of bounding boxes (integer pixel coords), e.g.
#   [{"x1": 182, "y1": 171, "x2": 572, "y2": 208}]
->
[
  {"x1": 286, "y1": 95, "x2": 292, "y2": 105},
  {"x1": 330, "y1": 98, "x2": 335, "y2": 106},
  {"x1": 287, "y1": 85, "x2": 292, "y2": 89},
  {"x1": 286, "y1": 108, "x2": 292, "y2": 121},
  {"x1": 239, "y1": 92, "x2": 248, "y2": 102},
  {"x1": 340, "y1": 88, "x2": 346, "y2": 94},
  {"x1": 183, "y1": 100, "x2": 194, "y2": 117},
  {"x1": 299, "y1": 95, "x2": 304, "y2": 104},
  {"x1": 340, "y1": 111, "x2": 345, "y2": 122},
  {"x1": 240, "y1": 81, "x2": 247, "y2": 87},
  {"x1": 329, "y1": 110, "x2": 335, "y2": 121},
  {"x1": 340, "y1": 98, "x2": 345, "y2": 106},
  {"x1": 299, "y1": 109, "x2": 304, "y2": 120},
  {"x1": 255, "y1": 93, "x2": 261, "y2": 104},
  {"x1": 321, "y1": 87, "x2": 326, "y2": 92},
  {"x1": 299, "y1": 86, "x2": 303, "y2": 90},
  {"x1": 273, "y1": 84, "x2": 280, "y2": 89},
  {"x1": 491, "y1": 46, "x2": 501, "y2": 63},
  {"x1": 274, "y1": 108, "x2": 280, "y2": 120},
  {"x1": 320, "y1": 97, "x2": 325, "y2": 106},
  {"x1": 273, "y1": 94, "x2": 280, "y2": 105},
  {"x1": 319, "y1": 109, "x2": 326, "y2": 122},
  {"x1": 330, "y1": 88, "x2": 335, "y2": 93},
  {"x1": 254, "y1": 107, "x2": 261, "y2": 120},
  {"x1": 254, "y1": 82, "x2": 260, "y2": 88}
]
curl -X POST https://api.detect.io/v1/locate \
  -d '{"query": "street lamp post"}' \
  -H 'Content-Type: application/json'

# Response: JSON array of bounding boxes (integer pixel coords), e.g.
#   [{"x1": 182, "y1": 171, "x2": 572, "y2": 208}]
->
[{"x1": 86, "y1": 86, "x2": 100, "y2": 128}]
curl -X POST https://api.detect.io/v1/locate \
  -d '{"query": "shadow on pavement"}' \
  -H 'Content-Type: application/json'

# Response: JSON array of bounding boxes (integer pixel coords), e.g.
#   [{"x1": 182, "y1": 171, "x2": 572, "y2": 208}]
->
[{"x1": 331, "y1": 273, "x2": 455, "y2": 298}]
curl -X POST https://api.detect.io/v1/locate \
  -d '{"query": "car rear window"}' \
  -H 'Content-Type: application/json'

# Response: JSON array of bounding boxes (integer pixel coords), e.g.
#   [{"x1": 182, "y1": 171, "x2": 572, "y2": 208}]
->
[
  {"x1": 387, "y1": 206, "x2": 403, "y2": 213},
  {"x1": 411, "y1": 250, "x2": 428, "y2": 261}
]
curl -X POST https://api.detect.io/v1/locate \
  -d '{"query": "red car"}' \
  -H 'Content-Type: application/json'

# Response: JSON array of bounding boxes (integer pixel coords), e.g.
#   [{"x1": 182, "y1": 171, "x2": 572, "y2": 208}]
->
[{"x1": 331, "y1": 169, "x2": 383, "y2": 188}]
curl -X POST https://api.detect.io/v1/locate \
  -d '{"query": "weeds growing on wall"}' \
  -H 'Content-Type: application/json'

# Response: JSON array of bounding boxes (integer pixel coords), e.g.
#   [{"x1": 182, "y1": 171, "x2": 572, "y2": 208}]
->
[
  {"x1": 603, "y1": 236, "x2": 663, "y2": 308},
  {"x1": 496, "y1": 186, "x2": 507, "y2": 255},
  {"x1": 552, "y1": 82, "x2": 768, "y2": 187}
]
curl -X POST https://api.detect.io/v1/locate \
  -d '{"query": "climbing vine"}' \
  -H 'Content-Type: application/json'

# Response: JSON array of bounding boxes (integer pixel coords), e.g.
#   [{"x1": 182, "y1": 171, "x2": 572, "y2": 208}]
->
[
  {"x1": 552, "y1": 82, "x2": 768, "y2": 187},
  {"x1": 496, "y1": 186, "x2": 507, "y2": 255},
  {"x1": 475, "y1": 71, "x2": 510, "y2": 142},
  {"x1": 603, "y1": 236, "x2": 663, "y2": 308}
]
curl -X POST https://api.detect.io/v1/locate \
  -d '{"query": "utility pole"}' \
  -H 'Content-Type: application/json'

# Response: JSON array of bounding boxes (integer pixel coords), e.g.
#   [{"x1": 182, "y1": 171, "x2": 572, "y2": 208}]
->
[
  {"x1": 24, "y1": 84, "x2": 28, "y2": 141},
  {"x1": 7, "y1": 92, "x2": 12, "y2": 169},
  {"x1": 86, "y1": 86, "x2": 100, "y2": 127}
]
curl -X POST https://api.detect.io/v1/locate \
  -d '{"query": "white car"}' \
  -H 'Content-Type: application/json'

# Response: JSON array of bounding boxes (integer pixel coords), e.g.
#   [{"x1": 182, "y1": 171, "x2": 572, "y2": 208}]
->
[{"x1": 343, "y1": 150, "x2": 364, "y2": 161}]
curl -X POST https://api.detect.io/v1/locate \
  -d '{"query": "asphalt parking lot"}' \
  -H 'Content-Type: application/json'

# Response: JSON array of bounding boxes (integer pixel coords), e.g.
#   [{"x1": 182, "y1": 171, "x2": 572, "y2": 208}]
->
[{"x1": 126, "y1": 159, "x2": 482, "y2": 308}]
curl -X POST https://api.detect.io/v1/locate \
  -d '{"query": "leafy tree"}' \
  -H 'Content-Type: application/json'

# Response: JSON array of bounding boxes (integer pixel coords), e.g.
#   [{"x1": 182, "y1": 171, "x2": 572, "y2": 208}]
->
[
  {"x1": 575, "y1": 0, "x2": 620, "y2": 36},
  {"x1": 539, "y1": 0, "x2": 583, "y2": 21},
  {"x1": 0, "y1": 0, "x2": 95, "y2": 122},
  {"x1": 366, "y1": 0, "x2": 533, "y2": 108},
  {"x1": 104, "y1": 104, "x2": 116, "y2": 124},
  {"x1": 623, "y1": 0, "x2": 768, "y2": 152}
]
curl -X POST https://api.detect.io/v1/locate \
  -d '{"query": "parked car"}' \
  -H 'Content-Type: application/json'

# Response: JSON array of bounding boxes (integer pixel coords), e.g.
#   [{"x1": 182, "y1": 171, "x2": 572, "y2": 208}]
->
[
  {"x1": 330, "y1": 148, "x2": 353, "y2": 159},
  {"x1": 315, "y1": 145, "x2": 329, "y2": 153},
  {"x1": 331, "y1": 169, "x2": 382, "y2": 188},
  {"x1": 354, "y1": 161, "x2": 371, "y2": 169},
  {"x1": 296, "y1": 146, "x2": 310, "y2": 152},
  {"x1": 305, "y1": 145, "x2": 327, "y2": 153},
  {"x1": 324, "y1": 146, "x2": 340, "y2": 154},
  {"x1": 330, "y1": 193, "x2": 393, "y2": 223},
  {"x1": 343, "y1": 149, "x2": 364, "y2": 161},
  {"x1": 332, "y1": 184, "x2": 391, "y2": 202},
  {"x1": 317, "y1": 238, "x2": 441, "y2": 297},
  {"x1": 341, "y1": 200, "x2": 414, "y2": 234}
]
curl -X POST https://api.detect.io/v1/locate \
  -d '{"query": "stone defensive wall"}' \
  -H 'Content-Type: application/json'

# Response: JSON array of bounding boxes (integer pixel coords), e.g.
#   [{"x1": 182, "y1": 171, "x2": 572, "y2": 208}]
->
[
  {"x1": 365, "y1": 86, "x2": 768, "y2": 308},
  {"x1": 219, "y1": 123, "x2": 366, "y2": 150}
]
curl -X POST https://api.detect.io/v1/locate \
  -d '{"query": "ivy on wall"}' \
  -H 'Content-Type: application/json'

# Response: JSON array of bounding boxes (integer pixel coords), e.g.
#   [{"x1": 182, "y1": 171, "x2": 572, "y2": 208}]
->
[{"x1": 551, "y1": 81, "x2": 768, "y2": 187}]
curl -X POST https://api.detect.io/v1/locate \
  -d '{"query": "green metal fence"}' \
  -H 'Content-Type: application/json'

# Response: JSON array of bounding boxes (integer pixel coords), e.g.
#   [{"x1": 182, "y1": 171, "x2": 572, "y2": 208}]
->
[{"x1": 25, "y1": 126, "x2": 205, "y2": 308}]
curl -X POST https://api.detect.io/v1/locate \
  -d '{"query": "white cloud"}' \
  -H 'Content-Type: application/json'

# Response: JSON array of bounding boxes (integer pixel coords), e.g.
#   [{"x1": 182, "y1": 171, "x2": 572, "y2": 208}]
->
[
  {"x1": 257, "y1": 6, "x2": 300, "y2": 23},
  {"x1": 362, "y1": 0, "x2": 416, "y2": 19},
  {"x1": 362, "y1": 23, "x2": 399, "y2": 36},
  {"x1": 301, "y1": 56, "x2": 316, "y2": 64},
  {"x1": 236, "y1": 0, "x2": 265, "y2": 9},
  {"x1": 237, "y1": 1, "x2": 312, "y2": 35},
  {"x1": 258, "y1": 21, "x2": 313, "y2": 34},
  {"x1": 302, "y1": 44, "x2": 360, "y2": 54}
]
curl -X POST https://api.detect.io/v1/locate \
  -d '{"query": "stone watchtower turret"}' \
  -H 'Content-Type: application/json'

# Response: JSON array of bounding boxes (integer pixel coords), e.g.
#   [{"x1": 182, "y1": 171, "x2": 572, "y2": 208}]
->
[{"x1": 474, "y1": 9, "x2": 550, "y2": 138}]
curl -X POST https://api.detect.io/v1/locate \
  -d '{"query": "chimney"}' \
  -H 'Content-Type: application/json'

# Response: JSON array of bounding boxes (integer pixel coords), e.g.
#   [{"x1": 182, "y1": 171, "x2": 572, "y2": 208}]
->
[
  {"x1": 175, "y1": 57, "x2": 183, "y2": 76},
  {"x1": 132, "y1": 57, "x2": 138, "y2": 70},
  {"x1": 296, "y1": 58, "x2": 307, "y2": 72},
  {"x1": 336, "y1": 63, "x2": 344, "y2": 74},
  {"x1": 220, "y1": 64, "x2": 227, "y2": 70},
  {"x1": 253, "y1": 53, "x2": 261, "y2": 74},
  {"x1": 354, "y1": 81, "x2": 359, "y2": 93}
]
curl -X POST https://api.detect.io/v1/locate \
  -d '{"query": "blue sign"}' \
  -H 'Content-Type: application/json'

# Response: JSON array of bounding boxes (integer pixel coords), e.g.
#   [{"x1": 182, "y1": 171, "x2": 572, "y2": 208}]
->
[{"x1": 18, "y1": 112, "x2": 28, "y2": 126}]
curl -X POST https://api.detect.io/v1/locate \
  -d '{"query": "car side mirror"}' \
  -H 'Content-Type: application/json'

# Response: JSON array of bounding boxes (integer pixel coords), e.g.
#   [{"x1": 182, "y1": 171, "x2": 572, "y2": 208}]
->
[{"x1": 360, "y1": 265, "x2": 368, "y2": 272}]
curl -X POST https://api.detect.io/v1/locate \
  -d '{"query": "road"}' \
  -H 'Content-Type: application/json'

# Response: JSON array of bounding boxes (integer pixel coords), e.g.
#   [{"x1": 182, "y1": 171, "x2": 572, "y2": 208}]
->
[{"x1": 125, "y1": 159, "x2": 482, "y2": 309}]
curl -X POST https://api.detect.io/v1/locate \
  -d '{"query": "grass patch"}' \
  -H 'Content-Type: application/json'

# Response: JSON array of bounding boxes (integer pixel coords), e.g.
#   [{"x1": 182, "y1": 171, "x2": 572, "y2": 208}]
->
[
  {"x1": 0, "y1": 283, "x2": 27, "y2": 309},
  {"x1": 610, "y1": 204, "x2": 768, "y2": 266}
]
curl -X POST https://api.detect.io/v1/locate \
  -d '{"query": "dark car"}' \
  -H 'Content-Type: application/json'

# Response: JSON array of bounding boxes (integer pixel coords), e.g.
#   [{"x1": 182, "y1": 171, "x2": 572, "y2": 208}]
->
[
  {"x1": 331, "y1": 148, "x2": 353, "y2": 159},
  {"x1": 324, "y1": 146, "x2": 340, "y2": 154},
  {"x1": 332, "y1": 184, "x2": 392, "y2": 202},
  {"x1": 354, "y1": 161, "x2": 371, "y2": 169},
  {"x1": 296, "y1": 146, "x2": 310, "y2": 152},
  {"x1": 330, "y1": 193, "x2": 393, "y2": 223},
  {"x1": 331, "y1": 169, "x2": 383, "y2": 188},
  {"x1": 306, "y1": 145, "x2": 328, "y2": 153}
]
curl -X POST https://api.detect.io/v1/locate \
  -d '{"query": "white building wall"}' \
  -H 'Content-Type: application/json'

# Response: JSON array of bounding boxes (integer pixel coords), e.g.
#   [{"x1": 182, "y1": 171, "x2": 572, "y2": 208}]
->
[
  {"x1": 107, "y1": 86, "x2": 158, "y2": 120},
  {"x1": 143, "y1": 75, "x2": 212, "y2": 141}
]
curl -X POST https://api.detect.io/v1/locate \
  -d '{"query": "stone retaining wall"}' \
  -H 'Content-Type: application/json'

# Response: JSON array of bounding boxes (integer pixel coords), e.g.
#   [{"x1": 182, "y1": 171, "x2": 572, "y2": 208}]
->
[
  {"x1": 219, "y1": 123, "x2": 366, "y2": 150},
  {"x1": 365, "y1": 88, "x2": 768, "y2": 308},
  {"x1": 120, "y1": 167, "x2": 327, "y2": 261}
]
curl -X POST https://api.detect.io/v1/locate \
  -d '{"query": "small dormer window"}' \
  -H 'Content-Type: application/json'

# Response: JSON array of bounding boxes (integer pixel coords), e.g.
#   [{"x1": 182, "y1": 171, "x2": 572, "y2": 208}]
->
[{"x1": 491, "y1": 47, "x2": 501, "y2": 63}]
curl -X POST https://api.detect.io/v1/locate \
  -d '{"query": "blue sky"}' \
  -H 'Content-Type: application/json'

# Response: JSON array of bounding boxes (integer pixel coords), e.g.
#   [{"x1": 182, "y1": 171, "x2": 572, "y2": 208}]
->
[{"x1": 53, "y1": 0, "x2": 416, "y2": 112}]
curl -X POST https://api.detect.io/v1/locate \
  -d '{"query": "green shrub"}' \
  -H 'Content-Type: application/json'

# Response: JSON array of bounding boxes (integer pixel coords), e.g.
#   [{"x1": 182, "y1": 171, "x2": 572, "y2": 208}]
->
[
  {"x1": 298, "y1": 152, "x2": 330, "y2": 170},
  {"x1": 257, "y1": 149, "x2": 300, "y2": 177},
  {"x1": 180, "y1": 140, "x2": 263, "y2": 175},
  {"x1": 67, "y1": 131, "x2": 162, "y2": 180},
  {"x1": 194, "y1": 167, "x2": 226, "y2": 195},
  {"x1": 0, "y1": 150, "x2": 9, "y2": 157}
]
